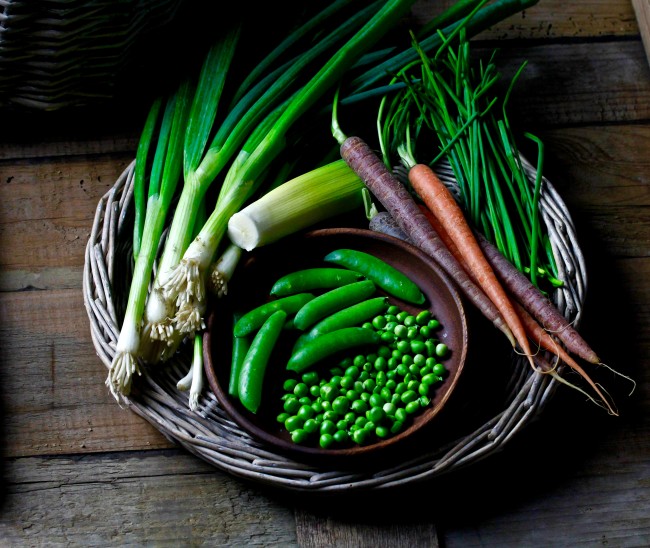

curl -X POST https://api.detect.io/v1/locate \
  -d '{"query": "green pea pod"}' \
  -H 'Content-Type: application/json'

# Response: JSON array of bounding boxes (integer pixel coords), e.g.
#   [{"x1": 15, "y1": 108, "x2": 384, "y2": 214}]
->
[
  {"x1": 294, "y1": 296, "x2": 389, "y2": 352},
  {"x1": 293, "y1": 279, "x2": 376, "y2": 331},
  {"x1": 287, "y1": 327, "x2": 382, "y2": 373},
  {"x1": 234, "y1": 292, "x2": 314, "y2": 337},
  {"x1": 270, "y1": 267, "x2": 364, "y2": 296},
  {"x1": 228, "y1": 312, "x2": 250, "y2": 398},
  {"x1": 238, "y1": 309, "x2": 287, "y2": 413},
  {"x1": 324, "y1": 248, "x2": 425, "y2": 305}
]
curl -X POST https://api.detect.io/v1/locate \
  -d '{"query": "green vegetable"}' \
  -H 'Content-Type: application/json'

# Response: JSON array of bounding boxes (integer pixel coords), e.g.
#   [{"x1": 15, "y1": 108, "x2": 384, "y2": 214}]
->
[
  {"x1": 228, "y1": 313, "x2": 250, "y2": 398},
  {"x1": 293, "y1": 280, "x2": 377, "y2": 331},
  {"x1": 294, "y1": 296, "x2": 389, "y2": 350},
  {"x1": 270, "y1": 267, "x2": 365, "y2": 297},
  {"x1": 234, "y1": 293, "x2": 315, "y2": 337},
  {"x1": 324, "y1": 248, "x2": 425, "y2": 305},
  {"x1": 238, "y1": 309, "x2": 287, "y2": 413},
  {"x1": 227, "y1": 160, "x2": 365, "y2": 251},
  {"x1": 287, "y1": 327, "x2": 382, "y2": 373}
]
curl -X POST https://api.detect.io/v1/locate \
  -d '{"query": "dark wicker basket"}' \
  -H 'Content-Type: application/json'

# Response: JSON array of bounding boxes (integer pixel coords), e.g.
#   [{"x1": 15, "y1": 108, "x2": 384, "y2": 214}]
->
[
  {"x1": 0, "y1": 0, "x2": 186, "y2": 110},
  {"x1": 83, "y1": 157, "x2": 587, "y2": 492}
]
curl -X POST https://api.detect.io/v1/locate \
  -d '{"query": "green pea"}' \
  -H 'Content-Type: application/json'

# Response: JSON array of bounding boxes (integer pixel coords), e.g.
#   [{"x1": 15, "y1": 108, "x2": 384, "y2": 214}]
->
[
  {"x1": 310, "y1": 385, "x2": 320, "y2": 397},
  {"x1": 320, "y1": 383, "x2": 338, "y2": 402},
  {"x1": 419, "y1": 383, "x2": 430, "y2": 396},
  {"x1": 403, "y1": 315, "x2": 416, "y2": 327},
  {"x1": 336, "y1": 419, "x2": 349, "y2": 431},
  {"x1": 419, "y1": 325, "x2": 431, "y2": 338},
  {"x1": 387, "y1": 305, "x2": 400, "y2": 315},
  {"x1": 355, "y1": 416, "x2": 368, "y2": 427},
  {"x1": 401, "y1": 390, "x2": 418, "y2": 404},
  {"x1": 376, "y1": 425, "x2": 390, "y2": 439},
  {"x1": 401, "y1": 354, "x2": 413, "y2": 366},
  {"x1": 395, "y1": 408, "x2": 407, "y2": 422},
  {"x1": 323, "y1": 410, "x2": 339, "y2": 422},
  {"x1": 301, "y1": 371, "x2": 319, "y2": 386},
  {"x1": 285, "y1": 415, "x2": 303, "y2": 432},
  {"x1": 333, "y1": 430, "x2": 349, "y2": 444},
  {"x1": 384, "y1": 321, "x2": 398, "y2": 332},
  {"x1": 320, "y1": 420, "x2": 337, "y2": 435},
  {"x1": 406, "y1": 326, "x2": 419, "y2": 340},
  {"x1": 283, "y1": 397, "x2": 300, "y2": 414},
  {"x1": 432, "y1": 362, "x2": 447, "y2": 376},
  {"x1": 396, "y1": 363, "x2": 409, "y2": 377},
  {"x1": 428, "y1": 319, "x2": 441, "y2": 330},
  {"x1": 367, "y1": 406, "x2": 385, "y2": 423},
  {"x1": 311, "y1": 400, "x2": 324, "y2": 414},
  {"x1": 380, "y1": 386, "x2": 392, "y2": 402},
  {"x1": 413, "y1": 354, "x2": 426, "y2": 366},
  {"x1": 351, "y1": 399, "x2": 368, "y2": 414},
  {"x1": 436, "y1": 343, "x2": 449, "y2": 357},
  {"x1": 363, "y1": 420, "x2": 376, "y2": 432},
  {"x1": 390, "y1": 421, "x2": 404, "y2": 434},
  {"x1": 410, "y1": 340, "x2": 426, "y2": 354},
  {"x1": 372, "y1": 315, "x2": 387, "y2": 329},
  {"x1": 291, "y1": 429, "x2": 309, "y2": 443},
  {"x1": 405, "y1": 400, "x2": 421, "y2": 414},
  {"x1": 293, "y1": 382, "x2": 309, "y2": 398},
  {"x1": 340, "y1": 375, "x2": 354, "y2": 390},
  {"x1": 416, "y1": 310, "x2": 432, "y2": 325},
  {"x1": 394, "y1": 324, "x2": 408, "y2": 338},
  {"x1": 369, "y1": 393, "x2": 384, "y2": 408},
  {"x1": 345, "y1": 389, "x2": 357, "y2": 400},
  {"x1": 375, "y1": 371, "x2": 387, "y2": 387},
  {"x1": 303, "y1": 418, "x2": 319, "y2": 433},
  {"x1": 383, "y1": 402, "x2": 397, "y2": 416},
  {"x1": 344, "y1": 411, "x2": 356, "y2": 422},
  {"x1": 319, "y1": 433, "x2": 334, "y2": 449},
  {"x1": 277, "y1": 412, "x2": 290, "y2": 424},
  {"x1": 332, "y1": 396, "x2": 350, "y2": 415},
  {"x1": 422, "y1": 373, "x2": 440, "y2": 386},
  {"x1": 352, "y1": 428, "x2": 368, "y2": 445},
  {"x1": 297, "y1": 405, "x2": 314, "y2": 421},
  {"x1": 283, "y1": 378, "x2": 298, "y2": 392}
]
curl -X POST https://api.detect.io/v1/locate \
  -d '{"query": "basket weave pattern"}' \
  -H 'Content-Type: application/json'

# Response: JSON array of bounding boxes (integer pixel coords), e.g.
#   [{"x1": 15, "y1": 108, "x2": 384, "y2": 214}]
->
[
  {"x1": 82, "y1": 159, "x2": 587, "y2": 492},
  {"x1": 0, "y1": 0, "x2": 185, "y2": 109}
]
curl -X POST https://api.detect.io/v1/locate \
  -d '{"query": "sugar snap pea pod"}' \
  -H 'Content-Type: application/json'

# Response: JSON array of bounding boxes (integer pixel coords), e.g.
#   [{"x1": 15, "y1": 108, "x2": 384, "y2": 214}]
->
[
  {"x1": 234, "y1": 292, "x2": 315, "y2": 337},
  {"x1": 293, "y1": 296, "x2": 389, "y2": 351},
  {"x1": 287, "y1": 327, "x2": 382, "y2": 373},
  {"x1": 292, "y1": 279, "x2": 376, "y2": 331},
  {"x1": 238, "y1": 309, "x2": 287, "y2": 413},
  {"x1": 228, "y1": 313, "x2": 250, "y2": 398},
  {"x1": 270, "y1": 267, "x2": 364, "y2": 296},
  {"x1": 324, "y1": 248, "x2": 425, "y2": 305}
]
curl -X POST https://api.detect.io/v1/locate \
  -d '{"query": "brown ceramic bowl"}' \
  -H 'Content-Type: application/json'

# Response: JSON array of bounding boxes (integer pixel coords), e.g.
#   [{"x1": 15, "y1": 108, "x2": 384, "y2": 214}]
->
[{"x1": 203, "y1": 227, "x2": 469, "y2": 463}]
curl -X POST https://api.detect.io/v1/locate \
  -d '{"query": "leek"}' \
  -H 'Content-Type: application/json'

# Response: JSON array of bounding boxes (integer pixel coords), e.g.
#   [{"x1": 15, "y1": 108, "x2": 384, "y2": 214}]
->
[{"x1": 228, "y1": 159, "x2": 365, "y2": 251}]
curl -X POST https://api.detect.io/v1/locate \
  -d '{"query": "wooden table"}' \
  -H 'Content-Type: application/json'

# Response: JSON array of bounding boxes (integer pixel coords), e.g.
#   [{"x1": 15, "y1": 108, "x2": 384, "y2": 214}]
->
[{"x1": 1, "y1": 1, "x2": 648, "y2": 545}]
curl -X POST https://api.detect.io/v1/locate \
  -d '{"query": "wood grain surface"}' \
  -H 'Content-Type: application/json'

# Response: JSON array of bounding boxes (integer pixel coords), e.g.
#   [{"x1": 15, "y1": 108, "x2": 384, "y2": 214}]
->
[{"x1": 0, "y1": 1, "x2": 648, "y2": 546}]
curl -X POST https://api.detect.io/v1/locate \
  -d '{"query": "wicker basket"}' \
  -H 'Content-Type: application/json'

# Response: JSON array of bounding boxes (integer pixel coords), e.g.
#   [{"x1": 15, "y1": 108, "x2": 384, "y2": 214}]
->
[
  {"x1": 82, "y1": 158, "x2": 587, "y2": 492},
  {"x1": 0, "y1": 0, "x2": 186, "y2": 110}
]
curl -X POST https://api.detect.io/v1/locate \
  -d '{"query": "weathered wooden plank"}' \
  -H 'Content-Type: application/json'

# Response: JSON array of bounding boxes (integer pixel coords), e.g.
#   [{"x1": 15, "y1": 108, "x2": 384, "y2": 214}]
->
[
  {"x1": 0, "y1": 155, "x2": 133, "y2": 277},
  {"x1": 0, "y1": 451, "x2": 298, "y2": 546},
  {"x1": 412, "y1": 0, "x2": 639, "y2": 39},
  {"x1": 0, "y1": 289, "x2": 173, "y2": 457},
  {"x1": 486, "y1": 41, "x2": 650, "y2": 126}
]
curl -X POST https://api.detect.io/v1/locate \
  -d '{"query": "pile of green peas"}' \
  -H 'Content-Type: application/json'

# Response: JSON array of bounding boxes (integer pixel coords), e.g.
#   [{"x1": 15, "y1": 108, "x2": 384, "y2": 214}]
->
[{"x1": 277, "y1": 304, "x2": 449, "y2": 448}]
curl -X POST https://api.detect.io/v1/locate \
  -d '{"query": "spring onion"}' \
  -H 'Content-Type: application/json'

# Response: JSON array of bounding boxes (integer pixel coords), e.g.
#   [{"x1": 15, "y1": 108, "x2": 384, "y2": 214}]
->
[
  {"x1": 158, "y1": 0, "x2": 418, "y2": 344},
  {"x1": 106, "y1": 81, "x2": 193, "y2": 400}
]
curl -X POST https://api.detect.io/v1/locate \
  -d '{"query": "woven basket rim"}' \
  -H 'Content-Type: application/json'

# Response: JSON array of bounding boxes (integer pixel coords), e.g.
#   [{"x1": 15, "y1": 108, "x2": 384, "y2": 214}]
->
[{"x1": 82, "y1": 157, "x2": 587, "y2": 492}]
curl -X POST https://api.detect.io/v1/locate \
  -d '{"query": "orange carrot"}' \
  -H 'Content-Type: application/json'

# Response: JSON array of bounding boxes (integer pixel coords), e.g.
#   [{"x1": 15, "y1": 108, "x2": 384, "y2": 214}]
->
[
  {"x1": 420, "y1": 202, "x2": 600, "y2": 365},
  {"x1": 409, "y1": 163, "x2": 536, "y2": 367},
  {"x1": 513, "y1": 300, "x2": 617, "y2": 415}
]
